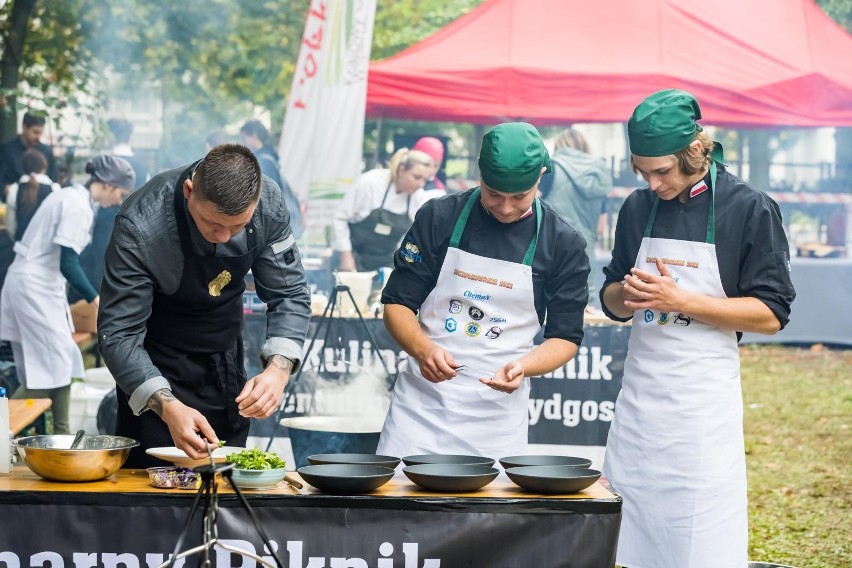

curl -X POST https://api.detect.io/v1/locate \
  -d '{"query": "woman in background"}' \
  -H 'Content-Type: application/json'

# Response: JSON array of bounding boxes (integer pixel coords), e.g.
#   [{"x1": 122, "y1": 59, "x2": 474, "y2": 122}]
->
[
  {"x1": 5, "y1": 148, "x2": 60, "y2": 241},
  {"x1": 0, "y1": 156, "x2": 135, "y2": 434}
]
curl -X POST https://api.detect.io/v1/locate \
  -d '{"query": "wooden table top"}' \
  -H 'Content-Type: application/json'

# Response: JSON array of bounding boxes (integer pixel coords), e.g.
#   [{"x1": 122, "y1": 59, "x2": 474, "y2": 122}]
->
[
  {"x1": 1, "y1": 466, "x2": 618, "y2": 502},
  {"x1": 9, "y1": 398, "x2": 52, "y2": 436}
]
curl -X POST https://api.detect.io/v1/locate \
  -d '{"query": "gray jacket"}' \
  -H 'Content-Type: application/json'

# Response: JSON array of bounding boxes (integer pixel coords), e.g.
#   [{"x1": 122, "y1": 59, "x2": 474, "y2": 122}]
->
[{"x1": 97, "y1": 165, "x2": 311, "y2": 414}]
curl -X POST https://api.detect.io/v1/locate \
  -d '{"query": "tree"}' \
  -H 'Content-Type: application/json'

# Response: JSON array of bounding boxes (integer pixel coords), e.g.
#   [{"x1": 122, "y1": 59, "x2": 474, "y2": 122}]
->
[{"x1": 0, "y1": 0, "x2": 99, "y2": 140}]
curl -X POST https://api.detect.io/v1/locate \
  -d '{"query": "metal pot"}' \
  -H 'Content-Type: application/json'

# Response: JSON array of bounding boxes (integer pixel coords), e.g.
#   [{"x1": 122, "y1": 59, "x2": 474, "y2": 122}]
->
[
  {"x1": 280, "y1": 416, "x2": 383, "y2": 469},
  {"x1": 13, "y1": 434, "x2": 138, "y2": 482}
]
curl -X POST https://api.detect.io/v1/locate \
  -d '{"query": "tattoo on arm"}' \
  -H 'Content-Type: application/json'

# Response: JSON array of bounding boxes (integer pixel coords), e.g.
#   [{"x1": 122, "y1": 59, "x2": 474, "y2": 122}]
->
[
  {"x1": 268, "y1": 355, "x2": 294, "y2": 374},
  {"x1": 146, "y1": 388, "x2": 177, "y2": 417}
]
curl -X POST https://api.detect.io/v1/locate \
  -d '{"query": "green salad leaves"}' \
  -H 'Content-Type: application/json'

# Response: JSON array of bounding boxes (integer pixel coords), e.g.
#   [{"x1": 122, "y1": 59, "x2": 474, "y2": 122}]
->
[{"x1": 225, "y1": 448, "x2": 286, "y2": 470}]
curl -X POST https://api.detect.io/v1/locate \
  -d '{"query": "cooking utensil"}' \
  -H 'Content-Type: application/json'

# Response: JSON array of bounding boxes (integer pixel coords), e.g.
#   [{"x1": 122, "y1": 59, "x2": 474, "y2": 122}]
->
[
  {"x1": 499, "y1": 455, "x2": 592, "y2": 469},
  {"x1": 504, "y1": 465, "x2": 601, "y2": 494},
  {"x1": 297, "y1": 464, "x2": 395, "y2": 494},
  {"x1": 69, "y1": 429, "x2": 86, "y2": 450},
  {"x1": 283, "y1": 472, "x2": 304, "y2": 490},
  {"x1": 402, "y1": 454, "x2": 495, "y2": 467},
  {"x1": 280, "y1": 416, "x2": 384, "y2": 469},
  {"x1": 13, "y1": 434, "x2": 138, "y2": 482},
  {"x1": 307, "y1": 453, "x2": 400, "y2": 469},
  {"x1": 402, "y1": 464, "x2": 499, "y2": 492}
]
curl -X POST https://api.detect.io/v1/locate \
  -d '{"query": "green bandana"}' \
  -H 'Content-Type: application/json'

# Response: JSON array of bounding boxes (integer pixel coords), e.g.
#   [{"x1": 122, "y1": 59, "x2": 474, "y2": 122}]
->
[
  {"x1": 628, "y1": 89, "x2": 703, "y2": 157},
  {"x1": 478, "y1": 122, "x2": 552, "y2": 193}
]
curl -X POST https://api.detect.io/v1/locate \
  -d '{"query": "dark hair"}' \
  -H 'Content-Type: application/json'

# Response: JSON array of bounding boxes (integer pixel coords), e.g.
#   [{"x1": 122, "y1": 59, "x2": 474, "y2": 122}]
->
[
  {"x1": 107, "y1": 118, "x2": 133, "y2": 143},
  {"x1": 194, "y1": 144, "x2": 262, "y2": 215},
  {"x1": 240, "y1": 120, "x2": 273, "y2": 147},
  {"x1": 22, "y1": 112, "x2": 46, "y2": 128},
  {"x1": 21, "y1": 149, "x2": 48, "y2": 206}
]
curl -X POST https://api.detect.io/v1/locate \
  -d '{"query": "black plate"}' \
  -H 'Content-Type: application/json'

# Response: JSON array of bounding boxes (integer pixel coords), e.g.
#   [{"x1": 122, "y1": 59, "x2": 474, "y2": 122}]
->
[
  {"x1": 402, "y1": 464, "x2": 499, "y2": 492},
  {"x1": 505, "y1": 466, "x2": 601, "y2": 494},
  {"x1": 307, "y1": 453, "x2": 401, "y2": 469},
  {"x1": 402, "y1": 454, "x2": 495, "y2": 467},
  {"x1": 499, "y1": 455, "x2": 592, "y2": 469},
  {"x1": 297, "y1": 464, "x2": 395, "y2": 494}
]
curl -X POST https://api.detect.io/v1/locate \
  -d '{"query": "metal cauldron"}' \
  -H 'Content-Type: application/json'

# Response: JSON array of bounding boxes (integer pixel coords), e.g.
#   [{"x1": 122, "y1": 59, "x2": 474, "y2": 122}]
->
[{"x1": 13, "y1": 434, "x2": 138, "y2": 482}]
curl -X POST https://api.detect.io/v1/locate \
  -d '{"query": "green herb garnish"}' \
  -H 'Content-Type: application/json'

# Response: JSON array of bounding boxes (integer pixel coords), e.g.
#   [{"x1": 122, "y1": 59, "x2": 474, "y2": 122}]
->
[
  {"x1": 225, "y1": 448, "x2": 286, "y2": 470},
  {"x1": 217, "y1": 440, "x2": 226, "y2": 448}
]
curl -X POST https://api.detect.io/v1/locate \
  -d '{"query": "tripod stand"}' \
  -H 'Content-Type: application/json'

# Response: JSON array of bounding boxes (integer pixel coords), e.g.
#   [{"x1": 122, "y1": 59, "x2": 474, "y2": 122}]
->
[
  {"x1": 265, "y1": 283, "x2": 393, "y2": 451},
  {"x1": 160, "y1": 462, "x2": 284, "y2": 568}
]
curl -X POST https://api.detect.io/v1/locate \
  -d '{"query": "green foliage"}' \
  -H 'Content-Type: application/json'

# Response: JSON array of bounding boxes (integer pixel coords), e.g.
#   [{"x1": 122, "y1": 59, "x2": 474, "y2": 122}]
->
[
  {"x1": 372, "y1": 0, "x2": 485, "y2": 60},
  {"x1": 225, "y1": 448, "x2": 286, "y2": 470},
  {"x1": 815, "y1": 0, "x2": 852, "y2": 30}
]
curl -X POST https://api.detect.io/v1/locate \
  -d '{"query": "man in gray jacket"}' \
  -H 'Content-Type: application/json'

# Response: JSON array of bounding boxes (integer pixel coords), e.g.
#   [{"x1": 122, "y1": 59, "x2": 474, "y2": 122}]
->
[{"x1": 98, "y1": 144, "x2": 310, "y2": 467}]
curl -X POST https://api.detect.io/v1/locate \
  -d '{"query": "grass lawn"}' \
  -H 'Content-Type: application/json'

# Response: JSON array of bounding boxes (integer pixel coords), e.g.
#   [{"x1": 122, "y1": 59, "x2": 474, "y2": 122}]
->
[{"x1": 742, "y1": 344, "x2": 851, "y2": 567}]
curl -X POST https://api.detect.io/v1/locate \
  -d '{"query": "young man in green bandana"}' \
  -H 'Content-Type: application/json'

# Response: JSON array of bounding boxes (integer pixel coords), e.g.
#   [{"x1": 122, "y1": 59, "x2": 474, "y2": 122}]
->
[
  {"x1": 376, "y1": 122, "x2": 590, "y2": 458},
  {"x1": 600, "y1": 89, "x2": 795, "y2": 568}
]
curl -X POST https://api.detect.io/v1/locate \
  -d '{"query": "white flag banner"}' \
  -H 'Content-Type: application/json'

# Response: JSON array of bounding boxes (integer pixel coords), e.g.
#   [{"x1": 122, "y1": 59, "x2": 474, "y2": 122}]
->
[{"x1": 279, "y1": 0, "x2": 377, "y2": 246}]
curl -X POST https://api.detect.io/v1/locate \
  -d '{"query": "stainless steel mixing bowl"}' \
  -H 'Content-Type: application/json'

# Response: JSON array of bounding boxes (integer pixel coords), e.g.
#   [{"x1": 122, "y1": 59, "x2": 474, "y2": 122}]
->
[{"x1": 13, "y1": 435, "x2": 139, "y2": 482}]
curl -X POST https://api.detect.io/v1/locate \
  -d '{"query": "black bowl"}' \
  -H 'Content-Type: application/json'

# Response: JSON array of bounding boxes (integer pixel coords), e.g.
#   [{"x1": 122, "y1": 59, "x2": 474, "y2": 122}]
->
[
  {"x1": 402, "y1": 454, "x2": 495, "y2": 467},
  {"x1": 297, "y1": 464, "x2": 395, "y2": 494},
  {"x1": 402, "y1": 464, "x2": 499, "y2": 492},
  {"x1": 499, "y1": 455, "x2": 592, "y2": 469},
  {"x1": 307, "y1": 453, "x2": 401, "y2": 469},
  {"x1": 505, "y1": 466, "x2": 601, "y2": 494}
]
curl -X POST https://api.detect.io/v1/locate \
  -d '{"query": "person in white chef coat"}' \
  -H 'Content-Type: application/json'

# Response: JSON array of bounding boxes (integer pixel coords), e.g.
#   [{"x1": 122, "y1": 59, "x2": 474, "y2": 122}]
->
[
  {"x1": 600, "y1": 90, "x2": 795, "y2": 568},
  {"x1": 0, "y1": 156, "x2": 135, "y2": 433}
]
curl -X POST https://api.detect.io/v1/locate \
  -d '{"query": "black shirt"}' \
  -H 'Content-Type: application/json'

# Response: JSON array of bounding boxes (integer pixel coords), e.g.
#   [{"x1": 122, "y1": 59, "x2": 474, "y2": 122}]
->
[
  {"x1": 600, "y1": 164, "x2": 795, "y2": 330},
  {"x1": 382, "y1": 189, "x2": 590, "y2": 344},
  {"x1": 0, "y1": 137, "x2": 58, "y2": 188}
]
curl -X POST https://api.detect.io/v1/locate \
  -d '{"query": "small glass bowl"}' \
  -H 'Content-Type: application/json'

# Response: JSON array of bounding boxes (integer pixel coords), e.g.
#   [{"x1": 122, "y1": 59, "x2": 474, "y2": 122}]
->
[{"x1": 146, "y1": 466, "x2": 199, "y2": 490}]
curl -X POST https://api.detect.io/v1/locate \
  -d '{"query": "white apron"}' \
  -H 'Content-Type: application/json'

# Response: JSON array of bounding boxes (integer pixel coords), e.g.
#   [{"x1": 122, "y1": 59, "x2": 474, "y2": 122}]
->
[
  {"x1": 378, "y1": 190, "x2": 542, "y2": 458},
  {"x1": 603, "y1": 162, "x2": 747, "y2": 568},
  {"x1": 0, "y1": 187, "x2": 92, "y2": 389}
]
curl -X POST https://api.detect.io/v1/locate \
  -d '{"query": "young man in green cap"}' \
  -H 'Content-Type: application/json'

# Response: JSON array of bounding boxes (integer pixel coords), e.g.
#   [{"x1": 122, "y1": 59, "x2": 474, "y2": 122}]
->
[
  {"x1": 376, "y1": 122, "x2": 590, "y2": 458},
  {"x1": 600, "y1": 89, "x2": 796, "y2": 568}
]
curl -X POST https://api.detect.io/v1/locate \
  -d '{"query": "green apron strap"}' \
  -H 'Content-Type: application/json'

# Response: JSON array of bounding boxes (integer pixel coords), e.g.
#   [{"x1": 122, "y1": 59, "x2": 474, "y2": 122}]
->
[
  {"x1": 522, "y1": 198, "x2": 542, "y2": 266},
  {"x1": 642, "y1": 159, "x2": 719, "y2": 244},
  {"x1": 449, "y1": 188, "x2": 541, "y2": 267},
  {"x1": 449, "y1": 188, "x2": 480, "y2": 248}
]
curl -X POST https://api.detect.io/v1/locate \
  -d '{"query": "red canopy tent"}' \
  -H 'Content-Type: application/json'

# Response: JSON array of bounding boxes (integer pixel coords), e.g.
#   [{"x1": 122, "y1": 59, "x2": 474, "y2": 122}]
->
[{"x1": 366, "y1": 0, "x2": 852, "y2": 127}]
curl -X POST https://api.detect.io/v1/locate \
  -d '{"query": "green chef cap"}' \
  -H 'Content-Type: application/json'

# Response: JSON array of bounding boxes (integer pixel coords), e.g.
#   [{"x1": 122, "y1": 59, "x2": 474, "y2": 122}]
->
[
  {"x1": 628, "y1": 89, "x2": 703, "y2": 157},
  {"x1": 478, "y1": 122, "x2": 552, "y2": 193}
]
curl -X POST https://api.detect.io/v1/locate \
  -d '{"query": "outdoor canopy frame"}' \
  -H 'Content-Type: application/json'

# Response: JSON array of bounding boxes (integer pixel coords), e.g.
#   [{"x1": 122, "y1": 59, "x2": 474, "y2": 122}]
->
[{"x1": 366, "y1": 0, "x2": 852, "y2": 127}]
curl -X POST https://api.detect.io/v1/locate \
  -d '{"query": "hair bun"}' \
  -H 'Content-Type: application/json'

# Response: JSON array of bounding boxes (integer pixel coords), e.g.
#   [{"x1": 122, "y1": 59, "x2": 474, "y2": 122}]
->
[{"x1": 84, "y1": 161, "x2": 96, "y2": 175}]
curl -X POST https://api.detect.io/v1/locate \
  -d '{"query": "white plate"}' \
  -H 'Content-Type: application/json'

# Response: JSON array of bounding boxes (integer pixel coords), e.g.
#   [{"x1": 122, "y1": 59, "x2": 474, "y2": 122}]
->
[{"x1": 146, "y1": 446, "x2": 245, "y2": 468}]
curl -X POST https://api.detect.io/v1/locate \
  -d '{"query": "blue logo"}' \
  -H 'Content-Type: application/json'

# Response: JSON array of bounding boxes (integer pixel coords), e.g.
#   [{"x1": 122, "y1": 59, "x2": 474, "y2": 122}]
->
[
  {"x1": 463, "y1": 290, "x2": 491, "y2": 301},
  {"x1": 445, "y1": 318, "x2": 457, "y2": 332},
  {"x1": 658, "y1": 312, "x2": 670, "y2": 325},
  {"x1": 489, "y1": 310, "x2": 507, "y2": 323},
  {"x1": 643, "y1": 309, "x2": 654, "y2": 323},
  {"x1": 465, "y1": 322, "x2": 481, "y2": 337}
]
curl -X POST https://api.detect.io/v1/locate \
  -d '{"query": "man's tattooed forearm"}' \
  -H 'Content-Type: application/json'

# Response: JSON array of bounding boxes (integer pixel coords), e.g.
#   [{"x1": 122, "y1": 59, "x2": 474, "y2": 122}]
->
[
  {"x1": 268, "y1": 355, "x2": 294, "y2": 374},
  {"x1": 146, "y1": 388, "x2": 177, "y2": 416}
]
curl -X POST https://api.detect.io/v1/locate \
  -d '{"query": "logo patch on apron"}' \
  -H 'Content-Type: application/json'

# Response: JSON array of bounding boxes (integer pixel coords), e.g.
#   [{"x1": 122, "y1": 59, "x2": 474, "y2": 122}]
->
[
  {"x1": 208, "y1": 270, "x2": 232, "y2": 297},
  {"x1": 465, "y1": 322, "x2": 481, "y2": 337}
]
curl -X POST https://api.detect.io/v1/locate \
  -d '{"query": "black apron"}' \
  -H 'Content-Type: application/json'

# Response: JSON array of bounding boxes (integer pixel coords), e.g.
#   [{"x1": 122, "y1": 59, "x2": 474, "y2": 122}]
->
[
  {"x1": 117, "y1": 169, "x2": 260, "y2": 468},
  {"x1": 348, "y1": 182, "x2": 410, "y2": 271}
]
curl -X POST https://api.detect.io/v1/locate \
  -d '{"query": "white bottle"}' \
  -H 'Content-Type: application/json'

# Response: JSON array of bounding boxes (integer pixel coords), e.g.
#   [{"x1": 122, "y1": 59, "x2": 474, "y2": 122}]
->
[{"x1": 0, "y1": 387, "x2": 10, "y2": 475}]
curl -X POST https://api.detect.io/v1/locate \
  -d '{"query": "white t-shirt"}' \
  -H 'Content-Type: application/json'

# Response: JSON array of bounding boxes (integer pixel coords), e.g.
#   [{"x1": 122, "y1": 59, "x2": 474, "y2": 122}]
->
[
  {"x1": 333, "y1": 168, "x2": 435, "y2": 252},
  {"x1": 12, "y1": 184, "x2": 94, "y2": 274}
]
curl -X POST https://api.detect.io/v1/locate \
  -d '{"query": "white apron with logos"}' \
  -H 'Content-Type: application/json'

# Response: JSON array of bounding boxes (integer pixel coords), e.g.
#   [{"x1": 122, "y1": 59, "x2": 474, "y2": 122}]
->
[
  {"x1": 603, "y1": 163, "x2": 747, "y2": 568},
  {"x1": 0, "y1": 187, "x2": 92, "y2": 389},
  {"x1": 378, "y1": 190, "x2": 542, "y2": 458}
]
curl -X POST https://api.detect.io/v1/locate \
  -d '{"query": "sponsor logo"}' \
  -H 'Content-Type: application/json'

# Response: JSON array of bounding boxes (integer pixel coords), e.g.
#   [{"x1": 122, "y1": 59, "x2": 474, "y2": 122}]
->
[
  {"x1": 468, "y1": 306, "x2": 484, "y2": 321},
  {"x1": 689, "y1": 180, "x2": 708, "y2": 198},
  {"x1": 643, "y1": 309, "x2": 655, "y2": 323},
  {"x1": 657, "y1": 312, "x2": 670, "y2": 325},
  {"x1": 465, "y1": 322, "x2": 481, "y2": 337},
  {"x1": 400, "y1": 239, "x2": 422, "y2": 263},
  {"x1": 445, "y1": 318, "x2": 457, "y2": 333},
  {"x1": 463, "y1": 289, "x2": 491, "y2": 301},
  {"x1": 673, "y1": 313, "x2": 693, "y2": 326},
  {"x1": 485, "y1": 326, "x2": 503, "y2": 339},
  {"x1": 448, "y1": 299, "x2": 462, "y2": 314},
  {"x1": 489, "y1": 311, "x2": 507, "y2": 323}
]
